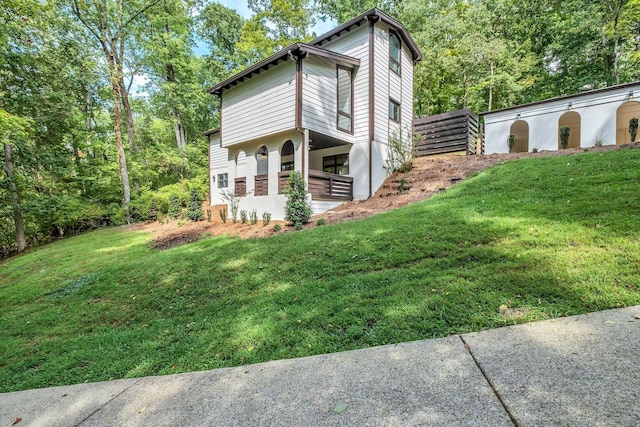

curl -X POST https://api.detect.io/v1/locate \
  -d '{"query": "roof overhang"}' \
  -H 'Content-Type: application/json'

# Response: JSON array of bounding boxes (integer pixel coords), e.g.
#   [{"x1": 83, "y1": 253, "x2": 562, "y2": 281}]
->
[
  {"x1": 203, "y1": 127, "x2": 220, "y2": 137},
  {"x1": 208, "y1": 43, "x2": 360, "y2": 96},
  {"x1": 310, "y1": 8, "x2": 423, "y2": 64}
]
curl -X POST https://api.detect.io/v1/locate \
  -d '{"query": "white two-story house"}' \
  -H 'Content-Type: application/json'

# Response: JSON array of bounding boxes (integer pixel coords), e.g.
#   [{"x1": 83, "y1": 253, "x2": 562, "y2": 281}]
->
[{"x1": 206, "y1": 8, "x2": 422, "y2": 219}]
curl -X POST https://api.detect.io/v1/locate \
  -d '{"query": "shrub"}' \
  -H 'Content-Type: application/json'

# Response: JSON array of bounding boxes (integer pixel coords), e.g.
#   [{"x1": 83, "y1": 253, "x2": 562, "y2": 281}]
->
[
  {"x1": 273, "y1": 223, "x2": 282, "y2": 232},
  {"x1": 629, "y1": 118, "x2": 638, "y2": 142},
  {"x1": 384, "y1": 128, "x2": 419, "y2": 174},
  {"x1": 240, "y1": 210, "x2": 248, "y2": 224},
  {"x1": 284, "y1": 171, "x2": 312, "y2": 226},
  {"x1": 187, "y1": 188, "x2": 204, "y2": 222},
  {"x1": 221, "y1": 191, "x2": 241, "y2": 223},
  {"x1": 508, "y1": 134, "x2": 516, "y2": 153},
  {"x1": 206, "y1": 209, "x2": 212, "y2": 222},
  {"x1": 168, "y1": 195, "x2": 181, "y2": 219},
  {"x1": 249, "y1": 209, "x2": 258, "y2": 225},
  {"x1": 559, "y1": 126, "x2": 570, "y2": 149},
  {"x1": 262, "y1": 212, "x2": 271, "y2": 226},
  {"x1": 219, "y1": 209, "x2": 227, "y2": 223},
  {"x1": 317, "y1": 218, "x2": 326, "y2": 226}
]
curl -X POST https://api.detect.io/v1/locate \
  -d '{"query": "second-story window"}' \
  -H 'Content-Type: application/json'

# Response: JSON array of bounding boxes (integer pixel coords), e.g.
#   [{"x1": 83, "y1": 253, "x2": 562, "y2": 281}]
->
[
  {"x1": 337, "y1": 66, "x2": 353, "y2": 133},
  {"x1": 389, "y1": 99, "x2": 400, "y2": 122},
  {"x1": 389, "y1": 32, "x2": 401, "y2": 75}
]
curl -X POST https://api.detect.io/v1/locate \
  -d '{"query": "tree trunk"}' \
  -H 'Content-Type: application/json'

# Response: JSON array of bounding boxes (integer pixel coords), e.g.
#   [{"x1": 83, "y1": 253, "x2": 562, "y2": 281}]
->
[
  {"x1": 173, "y1": 107, "x2": 186, "y2": 151},
  {"x1": 4, "y1": 143, "x2": 26, "y2": 252},
  {"x1": 488, "y1": 60, "x2": 494, "y2": 111},
  {"x1": 108, "y1": 55, "x2": 132, "y2": 223},
  {"x1": 119, "y1": 77, "x2": 136, "y2": 151}
]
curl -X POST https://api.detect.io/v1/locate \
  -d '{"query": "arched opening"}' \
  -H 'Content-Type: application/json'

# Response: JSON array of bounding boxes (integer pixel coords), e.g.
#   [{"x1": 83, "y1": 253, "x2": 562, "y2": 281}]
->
[
  {"x1": 616, "y1": 101, "x2": 640, "y2": 145},
  {"x1": 558, "y1": 112, "x2": 581, "y2": 149},
  {"x1": 255, "y1": 145, "x2": 269, "y2": 196},
  {"x1": 280, "y1": 140, "x2": 294, "y2": 171},
  {"x1": 509, "y1": 120, "x2": 529, "y2": 153},
  {"x1": 235, "y1": 150, "x2": 247, "y2": 196}
]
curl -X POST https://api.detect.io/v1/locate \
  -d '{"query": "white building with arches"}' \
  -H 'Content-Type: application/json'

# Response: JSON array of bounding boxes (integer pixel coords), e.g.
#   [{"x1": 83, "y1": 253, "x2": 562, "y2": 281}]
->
[
  {"x1": 482, "y1": 82, "x2": 640, "y2": 154},
  {"x1": 205, "y1": 8, "x2": 422, "y2": 220}
]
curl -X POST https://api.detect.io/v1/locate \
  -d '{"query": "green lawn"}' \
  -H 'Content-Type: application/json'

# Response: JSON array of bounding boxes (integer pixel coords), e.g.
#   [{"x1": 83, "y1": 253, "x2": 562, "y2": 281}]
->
[{"x1": 1, "y1": 148, "x2": 640, "y2": 392}]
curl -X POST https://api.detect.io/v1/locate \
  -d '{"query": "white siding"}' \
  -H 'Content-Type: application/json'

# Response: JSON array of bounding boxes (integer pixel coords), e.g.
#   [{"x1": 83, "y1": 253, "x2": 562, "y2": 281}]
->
[
  {"x1": 209, "y1": 134, "x2": 229, "y2": 205},
  {"x1": 483, "y1": 86, "x2": 640, "y2": 154},
  {"x1": 221, "y1": 61, "x2": 296, "y2": 147}
]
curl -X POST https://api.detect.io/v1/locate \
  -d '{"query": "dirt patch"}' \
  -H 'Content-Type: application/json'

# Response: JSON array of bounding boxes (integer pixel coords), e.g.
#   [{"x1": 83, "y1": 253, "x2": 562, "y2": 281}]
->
[{"x1": 130, "y1": 143, "x2": 640, "y2": 250}]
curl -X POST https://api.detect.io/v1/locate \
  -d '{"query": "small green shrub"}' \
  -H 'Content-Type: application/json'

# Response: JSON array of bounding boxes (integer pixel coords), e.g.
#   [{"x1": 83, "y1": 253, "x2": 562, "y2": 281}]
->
[
  {"x1": 294, "y1": 221, "x2": 303, "y2": 230},
  {"x1": 284, "y1": 171, "x2": 312, "y2": 226},
  {"x1": 187, "y1": 188, "x2": 204, "y2": 222},
  {"x1": 168, "y1": 195, "x2": 181, "y2": 219},
  {"x1": 262, "y1": 212, "x2": 271, "y2": 226},
  {"x1": 508, "y1": 134, "x2": 516, "y2": 153},
  {"x1": 384, "y1": 128, "x2": 419, "y2": 174},
  {"x1": 559, "y1": 126, "x2": 570, "y2": 149},
  {"x1": 273, "y1": 223, "x2": 281, "y2": 232},
  {"x1": 249, "y1": 209, "x2": 258, "y2": 225},
  {"x1": 221, "y1": 191, "x2": 241, "y2": 223},
  {"x1": 206, "y1": 209, "x2": 212, "y2": 222},
  {"x1": 219, "y1": 209, "x2": 227, "y2": 223},
  {"x1": 629, "y1": 117, "x2": 638, "y2": 142},
  {"x1": 240, "y1": 210, "x2": 248, "y2": 224},
  {"x1": 317, "y1": 218, "x2": 326, "y2": 226}
]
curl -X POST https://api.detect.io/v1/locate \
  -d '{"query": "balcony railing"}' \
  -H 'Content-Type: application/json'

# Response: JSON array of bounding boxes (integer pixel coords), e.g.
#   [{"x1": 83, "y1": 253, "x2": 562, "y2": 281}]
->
[{"x1": 278, "y1": 170, "x2": 353, "y2": 201}]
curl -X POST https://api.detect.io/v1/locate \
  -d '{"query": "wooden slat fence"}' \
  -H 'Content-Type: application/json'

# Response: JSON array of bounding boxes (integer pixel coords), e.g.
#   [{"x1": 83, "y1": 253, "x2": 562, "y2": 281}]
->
[
  {"x1": 254, "y1": 174, "x2": 268, "y2": 196},
  {"x1": 413, "y1": 108, "x2": 482, "y2": 156},
  {"x1": 235, "y1": 177, "x2": 246, "y2": 197},
  {"x1": 279, "y1": 170, "x2": 353, "y2": 201}
]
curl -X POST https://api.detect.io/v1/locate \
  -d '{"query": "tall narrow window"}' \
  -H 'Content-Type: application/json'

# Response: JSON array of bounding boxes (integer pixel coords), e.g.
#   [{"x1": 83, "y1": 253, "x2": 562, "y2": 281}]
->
[
  {"x1": 389, "y1": 32, "x2": 401, "y2": 75},
  {"x1": 337, "y1": 66, "x2": 353, "y2": 133},
  {"x1": 389, "y1": 99, "x2": 400, "y2": 122}
]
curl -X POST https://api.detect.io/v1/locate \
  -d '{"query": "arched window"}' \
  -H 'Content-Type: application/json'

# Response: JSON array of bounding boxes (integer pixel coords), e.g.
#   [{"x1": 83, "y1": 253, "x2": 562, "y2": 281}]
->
[
  {"x1": 281, "y1": 140, "x2": 294, "y2": 171},
  {"x1": 389, "y1": 31, "x2": 401, "y2": 74},
  {"x1": 509, "y1": 120, "x2": 529, "y2": 153},
  {"x1": 255, "y1": 146, "x2": 269, "y2": 196},
  {"x1": 558, "y1": 112, "x2": 581, "y2": 149},
  {"x1": 616, "y1": 101, "x2": 640, "y2": 145}
]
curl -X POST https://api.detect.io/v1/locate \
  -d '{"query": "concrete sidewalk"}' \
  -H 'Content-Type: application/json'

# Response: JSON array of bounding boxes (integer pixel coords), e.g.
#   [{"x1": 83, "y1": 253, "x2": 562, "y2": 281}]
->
[{"x1": 2, "y1": 306, "x2": 639, "y2": 426}]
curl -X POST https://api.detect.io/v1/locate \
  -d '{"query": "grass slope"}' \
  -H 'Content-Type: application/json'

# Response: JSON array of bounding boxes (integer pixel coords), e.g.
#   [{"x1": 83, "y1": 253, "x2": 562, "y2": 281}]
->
[{"x1": 1, "y1": 149, "x2": 639, "y2": 392}]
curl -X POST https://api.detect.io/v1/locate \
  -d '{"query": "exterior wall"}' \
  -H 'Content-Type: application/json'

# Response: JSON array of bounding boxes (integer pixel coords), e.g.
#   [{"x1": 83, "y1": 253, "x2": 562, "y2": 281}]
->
[
  {"x1": 221, "y1": 61, "x2": 296, "y2": 147},
  {"x1": 209, "y1": 133, "x2": 228, "y2": 206},
  {"x1": 484, "y1": 85, "x2": 640, "y2": 154}
]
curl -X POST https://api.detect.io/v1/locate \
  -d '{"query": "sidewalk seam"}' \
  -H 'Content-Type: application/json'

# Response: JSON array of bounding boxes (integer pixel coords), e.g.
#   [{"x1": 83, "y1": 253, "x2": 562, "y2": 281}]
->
[
  {"x1": 459, "y1": 335, "x2": 519, "y2": 427},
  {"x1": 73, "y1": 378, "x2": 143, "y2": 426}
]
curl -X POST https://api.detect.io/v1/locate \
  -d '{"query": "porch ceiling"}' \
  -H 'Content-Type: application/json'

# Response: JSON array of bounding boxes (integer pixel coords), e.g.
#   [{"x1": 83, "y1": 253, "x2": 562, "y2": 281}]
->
[{"x1": 308, "y1": 131, "x2": 351, "y2": 150}]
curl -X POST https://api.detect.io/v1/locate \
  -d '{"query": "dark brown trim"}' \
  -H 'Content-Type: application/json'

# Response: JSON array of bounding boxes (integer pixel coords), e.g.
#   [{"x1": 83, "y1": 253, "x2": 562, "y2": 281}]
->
[
  {"x1": 203, "y1": 127, "x2": 220, "y2": 137},
  {"x1": 296, "y1": 55, "x2": 303, "y2": 131},
  {"x1": 218, "y1": 96, "x2": 223, "y2": 148},
  {"x1": 310, "y1": 8, "x2": 422, "y2": 64},
  {"x1": 389, "y1": 98, "x2": 401, "y2": 122},
  {"x1": 336, "y1": 64, "x2": 354, "y2": 134},
  {"x1": 208, "y1": 43, "x2": 360, "y2": 95},
  {"x1": 389, "y1": 30, "x2": 401, "y2": 77},
  {"x1": 480, "y1": 81, "x2": 640, "y2": 116},
  {"x1": 368, "y1": 15, "x2": 378, "y2": 198}
]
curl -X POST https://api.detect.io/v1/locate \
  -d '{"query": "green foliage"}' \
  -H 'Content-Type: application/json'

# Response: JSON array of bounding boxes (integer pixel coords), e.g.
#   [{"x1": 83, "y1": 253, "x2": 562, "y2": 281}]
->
[
  {"x1": 508, "y1": 134, "x2": 516, "y2": 153},
  {"x1": 168, "y1": 195, "x2": 181, "y2": 219},
  {"x1": 273, "y1": 223, "x2": 281, "y2": 231},
  {"x1": 249, "y1": 209, "x2": 258, "y2": 225},
  {"x1": 560, "y1": 126, "x2": 571, "y2": 149},
  {"x1": 262, "y1": 212, "x2": 271, "y2": 226},
  {"x1": 206, "y1": 209, "x2": 212, "y2": 222},
  {"x1": 2, "y1": 149, "x2": 640, "y2": 392},
  {"x1": 240, "y1": 210, "x2": 248, "y2": 224},
  {"x1": 629, "y1": 118, "x2": 638, "y2": 143},
  {"x1": 316, "y1": 218, "x2": 326, "y2": 226},
  {"x1": 284, "y1": 171, "x2": 312, "y2": 226},
  {"x1": 219, "y1": 209, "x2": 227, "y2": 223},
  {"x1": 187, "y1": 188, "x2": 204, "y2": 222},
  {"x1": 221, "y1": 191, "x2": 241, "y2": 223},
  {"x1": 384, "y1": 128, "x2": 418, "y2": 174}
]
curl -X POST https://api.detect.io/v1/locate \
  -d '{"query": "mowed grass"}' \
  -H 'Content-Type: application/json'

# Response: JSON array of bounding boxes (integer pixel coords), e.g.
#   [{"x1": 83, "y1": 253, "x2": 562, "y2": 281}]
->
[{"x1": 1, "y1": 148, "x2": 640, "y2": 392}]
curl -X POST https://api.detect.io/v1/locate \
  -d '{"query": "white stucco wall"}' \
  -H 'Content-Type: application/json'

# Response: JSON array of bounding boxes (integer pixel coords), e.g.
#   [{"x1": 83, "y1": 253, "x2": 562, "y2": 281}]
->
[{"x1": 483, "y1": 84, "x2": 640, "y2": 154}]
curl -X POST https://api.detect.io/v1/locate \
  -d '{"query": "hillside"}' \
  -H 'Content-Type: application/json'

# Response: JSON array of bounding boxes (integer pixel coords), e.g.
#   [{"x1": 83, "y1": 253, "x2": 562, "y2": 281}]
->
[{"x1": 1, "y1": 147, "x2": 639, "y2": 392}]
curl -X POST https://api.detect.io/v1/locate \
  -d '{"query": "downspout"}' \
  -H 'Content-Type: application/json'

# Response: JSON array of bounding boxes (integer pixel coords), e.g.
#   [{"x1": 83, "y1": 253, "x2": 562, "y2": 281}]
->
[{"x1": 367, "y1": 15, "x2": 379, "y2": 199}]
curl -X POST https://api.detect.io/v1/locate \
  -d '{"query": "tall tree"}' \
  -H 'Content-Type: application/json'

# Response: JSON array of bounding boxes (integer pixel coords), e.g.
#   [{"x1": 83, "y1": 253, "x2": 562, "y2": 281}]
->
[{"x1": 70, "y1": 0, "x2": 159, "y2": 221}]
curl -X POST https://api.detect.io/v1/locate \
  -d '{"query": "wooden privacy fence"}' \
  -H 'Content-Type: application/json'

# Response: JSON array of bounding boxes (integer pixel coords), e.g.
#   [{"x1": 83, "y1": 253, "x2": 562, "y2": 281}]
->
[{"x1": 413, "y1": 108, "x2": 482, "y2": 156}]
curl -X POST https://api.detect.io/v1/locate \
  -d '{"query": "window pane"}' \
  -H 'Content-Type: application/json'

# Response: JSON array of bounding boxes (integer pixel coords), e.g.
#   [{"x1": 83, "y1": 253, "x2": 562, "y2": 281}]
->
[
  {"x1": 389, "y1": 100, "x2": 400, "y2": 121},
  {"x1": 389, "y1": 33, "x2": 401, "y2": 73},
  {"x1": 337, "y1": 67, "x2": 352, "y2": 132},
  {"x1": 338, "y1": 113, "x2": 352, "y2": 132}
]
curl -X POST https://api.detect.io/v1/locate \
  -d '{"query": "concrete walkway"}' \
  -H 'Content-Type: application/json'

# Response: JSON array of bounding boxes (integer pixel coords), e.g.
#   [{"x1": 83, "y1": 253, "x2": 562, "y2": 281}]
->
[{"x1": 2, "y1": 306, "x2": 639, "y2": 426}]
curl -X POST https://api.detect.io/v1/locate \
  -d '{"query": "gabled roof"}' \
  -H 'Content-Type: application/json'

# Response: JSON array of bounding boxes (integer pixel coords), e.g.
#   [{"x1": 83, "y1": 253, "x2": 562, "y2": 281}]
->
[
  {"x1": 208, "y1": 8, "x2": 422, "y2": 96},
  {"x1": 208, "y1": 43, "x2": 360, "y2": 96},
  {"x1": 310, "y1": 8, "x2": 422, "y2": 64}
]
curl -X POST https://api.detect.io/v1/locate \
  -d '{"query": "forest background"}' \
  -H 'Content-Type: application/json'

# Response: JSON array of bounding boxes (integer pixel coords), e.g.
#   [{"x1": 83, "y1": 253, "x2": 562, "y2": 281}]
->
[{"x1": 2, "y1": 0, "x2": 639, "y2": 258}]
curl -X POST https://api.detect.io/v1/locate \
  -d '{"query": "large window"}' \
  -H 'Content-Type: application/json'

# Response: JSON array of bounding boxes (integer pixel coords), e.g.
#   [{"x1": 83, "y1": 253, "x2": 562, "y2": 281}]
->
[
  {"x1": 337, "y1": 66, "x2": 353, "y2": 133},
  {"x1": 389, "y1": 99, "x2": 400, "y2": 122},
  {"x1": 323, "y1": 154, "x2": 349, "y2": 175},
  {"x1": 217, "y1": 173, "x2": 228, "y2": 188},
  {"x1": 389, "y1": 32, "x2": 401, "y2": 75}
]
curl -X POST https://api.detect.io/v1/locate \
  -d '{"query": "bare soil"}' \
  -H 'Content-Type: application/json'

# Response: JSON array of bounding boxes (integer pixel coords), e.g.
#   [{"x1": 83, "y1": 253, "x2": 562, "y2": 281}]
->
[{"x1": 131, "y1": 143, "x2": 639, "y2": 250}]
